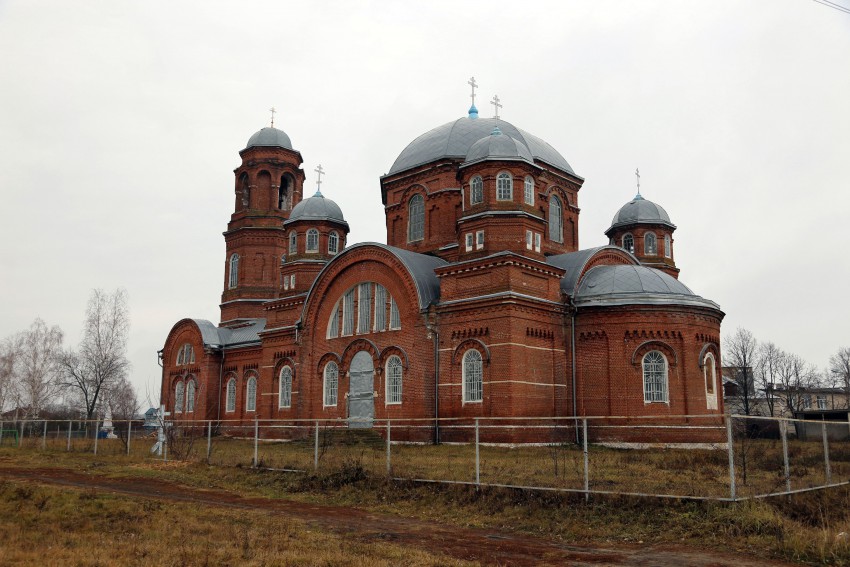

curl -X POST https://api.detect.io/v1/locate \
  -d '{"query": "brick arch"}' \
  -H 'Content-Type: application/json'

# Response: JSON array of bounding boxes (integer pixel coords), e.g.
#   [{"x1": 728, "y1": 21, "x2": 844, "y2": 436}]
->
[
  {"x1": 341, "y1": 338, "x2": 380, "y2": 369},
  {"x1": 631, "y1": 340, "x2": 678, "y2": 367},
  {"x1": 698, "y1": 343, "x2": 720, "y2": 369},
  {"x1": 273, "y1": 357, "x2": 297, "y2": 386},
  {"x1": 379, "y1": 345, "x2": 410, "y2": 370},
  {"x1": 316, "y1": 352, "x2": 342, "y2": 374},
  {"x1": 452, "y1": 339, "x2": 491, "y2": 365}
]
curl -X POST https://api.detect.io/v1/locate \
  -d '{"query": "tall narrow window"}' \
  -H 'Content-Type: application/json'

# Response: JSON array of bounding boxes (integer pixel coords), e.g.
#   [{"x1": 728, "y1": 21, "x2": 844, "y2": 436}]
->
[
  {"x1": 703, "y1": 353, "x2": 716, "y2": 395},
  {"x1": 524, "y1": 176, "x2": 534, "y2": 205},
  {"x1": 496, "y1": 172, "x2": 512, "y2": 200},
  {"x1": 374, "y1": 284, "x2": 387, "y2": 331},
  {"x1": 324, "y1": 362, "x2": 339, "y2": 406},
  {"x1": 228, "y1": 254, "x2": 239, "y2": 289},
  {"x1": 174, "y1": 381, "x2": 184, "y2": 413},
  {"x1": 246, "y1": 376, "x2": 257, "y2": 412},
  {"x1": 643, "y1": 351, "x2": 668, "y2": 403},
  {"x1": 623, "y1": 234, "x2": 634, "y2": 253},
  {"x1": 664, "y1": 234, "x2": 671, "y2": 258},
  {"x1": 186, "y1": 379, "x2": 195, "y2": 413},
  {"x1": 240, "y1": 174, "x2": 250, "y2": 209},
  {"x1": 289, "y1": 231, "x2": 297, "y2": 254},
  {"x1": 476, "y1": 230, "x2": 484, "y2": 250},
  {"x1": 389, "y1": 297, "x2": 401, "y2": 330},
  {"x1": 327, "y1": 301, "x2": 340, "y2": 338},
  {"x1": 386, "y1": 356, "x2": 403, "y2": 404},
  {"x1": 644, "y1": 232, "x2": 657, "y2": 255},
  {"x1": 534, "y1": 232, "x2": 541, "y2": 252},
  {"x1": 549, "y1": 196, "x2": 563, "y2": 243},
  {"x1": 470, "y1": 176, "x2": 483, "y2": 204},
  {"x1": 279, "y1": 366, "x2": 292, "y2": 409},
  {"x1": 328, "y1": 231, "x2": 339, "y2": 254},
  {"x1": 358, "y1": 283, "x2": 371, "y2": 334},
  {"x1": 306, "y1": 229, "x2": 319, "y2": 252},
  {"x1": 463, "y1": 350, "x2": 483, "y2": 403},
  {"x1": 226, "y1": 378, "x2": 236, "y2": 412},
  {"x1": 408, "y1": 194, "x2": 424, "y2": 242},
  {"x1": 526, "y1": 230, "x2": 533, "y2": 250},
  {"x1": 342, "y1": 289, "x2": 355, "y2": 335},
  {"x1": 278, "y1": 176, "x2": 290, "y2": 210},
  {"x1": 465, "y1": 233, "x2": 473, "y2": 251}
]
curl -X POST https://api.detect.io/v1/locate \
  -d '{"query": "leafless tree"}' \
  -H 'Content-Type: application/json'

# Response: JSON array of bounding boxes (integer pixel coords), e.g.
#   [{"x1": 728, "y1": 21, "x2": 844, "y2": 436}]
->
[
  {"x1": 58, "y1": 289, "x2": 131, "y2": 420},
  {"x1": 830, "y1": 347, "x2": 850, "y2": 409},
  {"x1": 774, "y1": 352, "x2": 819, "y2": 415},
  {"x1": 0, "y1": 336, "x2": 20, "y2": 412},
  {"x1": 723, "y1": 327, "x2": 759, "y2": 415},
  {"x1": 756, "y1": 341, "x2": 784, "y2": 417},
  {"x1": 12, "y1": 319, "x2": 64, "y2": 419}
]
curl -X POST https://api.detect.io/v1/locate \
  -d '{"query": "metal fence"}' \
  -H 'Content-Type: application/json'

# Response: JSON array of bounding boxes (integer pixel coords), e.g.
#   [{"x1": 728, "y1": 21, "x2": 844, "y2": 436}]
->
[{"x1": 2, "y1": 414, "x2": 848, "y2": 501}]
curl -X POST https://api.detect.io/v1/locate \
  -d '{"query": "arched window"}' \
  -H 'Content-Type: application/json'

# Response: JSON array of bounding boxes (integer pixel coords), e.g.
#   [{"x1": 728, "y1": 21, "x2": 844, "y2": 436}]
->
[
  {"x1": 496, "y1": 172, "x2": 512, "y2": 200},
  {"x1": 622, "y1": 234, "x2": 634, "y2": 254},
  {"x1": 323, "y1": 362, "x2": 339, "y2": 406},
  {"x1": 524, "y1": 176, "x2": 534, "y2": 205},
  {"x1": 306, "y1": 229, "x2": 319, "y2": 253},
  {"x1": 328, "y1": 231, "x2": 339, "y2": 254},
  {"x1": 664, "y1": 234, "x2": 672, "y2": 258},
  {"x1": 288, "y1": 231, "x2": 297, "y2": 255},
  {"x1": 470, "y1": 176, "x2": 483, "y2": 204},
  {"x1": 176, "y1": 344, "x2": 194, "y2": 365},
  {"x1": 228, "y1": 254, "x2": 239, "y2": 289},
  {"x1": 386, "y1": 356, "x2": 403, "y2": 404},
  {"x1": 174, "y1": 381, "x2": 184, "y2": 413},
  {"x1": 279, "y1": 366, "x2": 292, "y2": 409},
  {"x1": 240, "y1": 174, "x2": 250, "y2": 210},
  {"x1": 226, "y1": 378, "x2": 236, "y2": 412},
  {"x1": 407, "y1": 194, "x2": 424, "y2": 242},
  {"x1": 186, "y1": 379, "x2": 195, "y2": 413},
  {"x1": 642, "y1": 351, "x2": 668, "y2": 403},
  {"x1": 462, "y1": 350, "x2": 483, "y2": 403},
  {"x1": 278, "y1": 176, "x2": 291, "y2": 210},
  {"x1": 246, "y1": 376, "x2": 257, "y2": 412},
  {"x1": 549, "y1": 195, "x2": 563, "y2": 243},
  {"x1": 644, "y1": 232, "x2": 657, "y2": 255},
  {"x1": 390, "y1": 297, "x2": 401, "y2": 330},
  {"x1": 704, "y1": 353, "x2": 716, "y2": 396}
]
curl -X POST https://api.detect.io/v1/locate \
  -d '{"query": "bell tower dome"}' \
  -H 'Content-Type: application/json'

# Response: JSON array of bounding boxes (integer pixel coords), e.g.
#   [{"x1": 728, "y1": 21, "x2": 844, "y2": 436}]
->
[
  {"x1": 221, "y1": 124, "x2": 306, "y2": 325},
  {"x1": 605, "y1": 192, "x2": 679, "y2": 278}
]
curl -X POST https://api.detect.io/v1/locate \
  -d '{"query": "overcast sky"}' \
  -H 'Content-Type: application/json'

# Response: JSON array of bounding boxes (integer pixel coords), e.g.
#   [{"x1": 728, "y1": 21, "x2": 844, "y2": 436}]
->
[{"x1": 1, "y1": 0, "x2": 848, "y2": 404}]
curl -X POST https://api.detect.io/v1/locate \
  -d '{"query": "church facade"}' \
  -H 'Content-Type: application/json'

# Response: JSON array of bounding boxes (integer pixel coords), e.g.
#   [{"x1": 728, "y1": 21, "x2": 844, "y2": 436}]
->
[{"x1": 160, "y1": 104, "x2": 725, "y2": 443}]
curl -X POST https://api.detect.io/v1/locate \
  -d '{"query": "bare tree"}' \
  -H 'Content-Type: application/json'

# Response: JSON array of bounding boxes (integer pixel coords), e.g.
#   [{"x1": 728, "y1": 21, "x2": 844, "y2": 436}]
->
[
  {"x1": 774, "y1": 352, "x2": 819, "y2": 415},
  {"x1": 0, "y1": 336, "x2": 20, "y2": 412},
  {"x1": 724, "y1": 327, "x2": 759, "y2": 415},
  {"x1": 756, "y1": 341, "x2": 784, "y2": 417},
  {"x1": 58, "y1": 289, "x2": 131, "y2": 420},
  {"x1": 13, "y1": 319, "x2": 64, "y2": 418},
  {"x1": 830, "y1": 347, "x2": 850, "y2": 409}
]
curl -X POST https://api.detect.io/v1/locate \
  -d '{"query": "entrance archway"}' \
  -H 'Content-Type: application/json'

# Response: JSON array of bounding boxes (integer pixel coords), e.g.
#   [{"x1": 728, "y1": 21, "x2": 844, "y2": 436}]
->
[{"x1": 348, "y1": 351, "x2": 374, "y2": 428}]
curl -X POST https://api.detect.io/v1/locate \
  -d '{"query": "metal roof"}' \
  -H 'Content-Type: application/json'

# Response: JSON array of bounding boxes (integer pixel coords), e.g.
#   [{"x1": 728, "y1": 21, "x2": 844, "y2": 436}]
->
[
  {"x1": 606, "y1": 195, "x2": 676, "y2": 234},
  {"x1": 284, "y1": 192, "x2": 349, "y2": 227},
  {"x1": 546, "y1": 246, "x2": 638, "y2": 295},
  {"x1": 387, "y1": 117, "x2": 575, "y2": 176},
  {"x1": 461, "y1": 127, "x2": 533, "y2": 167},
  {"x1": 243, "y1": 127, "x2": 293, "y2": 151},
  {"x1": 191, "y1": 318, "x2": 266, "y2": 348}
]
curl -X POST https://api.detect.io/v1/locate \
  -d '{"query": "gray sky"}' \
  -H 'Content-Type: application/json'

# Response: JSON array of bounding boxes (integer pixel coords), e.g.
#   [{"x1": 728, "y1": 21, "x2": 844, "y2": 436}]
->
[{"x1": 1, "y1": 0, "x2": 848, "y2": 403}]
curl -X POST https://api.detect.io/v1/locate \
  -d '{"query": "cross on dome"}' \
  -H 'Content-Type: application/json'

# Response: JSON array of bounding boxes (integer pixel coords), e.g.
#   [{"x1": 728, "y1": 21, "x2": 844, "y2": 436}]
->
[
  {"x1": 314, "y1": 164, "x2": 325, "y2": 196},
  {"x1": 490, "y1": 94, "x2": 502, "y2": 119},
  {"x1": 270, "y1": 106, "x2": 277, "y2": 128},
  {"x1": 468, "y1": 76, "x2": 478, "y2": 107},
  {"x1": 635, "y1": 167, "x2": 642, "y2": 199}
]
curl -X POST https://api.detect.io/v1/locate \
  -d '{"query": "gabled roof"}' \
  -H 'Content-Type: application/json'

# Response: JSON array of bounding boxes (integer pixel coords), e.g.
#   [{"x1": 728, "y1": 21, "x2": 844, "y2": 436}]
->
[{"x1": 191, "y1": 318, "x2": 266, "y2": 348}]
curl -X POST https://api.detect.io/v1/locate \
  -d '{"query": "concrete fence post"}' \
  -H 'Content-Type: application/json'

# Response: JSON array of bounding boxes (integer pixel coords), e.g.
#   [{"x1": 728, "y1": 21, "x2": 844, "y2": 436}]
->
[
  {"x1": 127, "y1": 420, "x2": 132, "y2": 456},
  {"x1": 474, "y1": 418, "x2": 480, "y2": 486},
  {"x1": 313, "y1": 420, "x2": 319, "y2": 471},
  {"x1": 206, "y1": 420, "x2": 212, "y2": 464},
  {"x1": 0, "y1": 421, "x2": 3, "y2": 446},
  {"x1": 582, "y1": 418, "x2": 589, "y2": 502},
  {"x1": 93, "y1": 420, "x2": 99, "y2": 455},
  {"x1": 822, "y1": 421, "x2": 832, "y2": 485},
  {"x1": 386, "y1": 420, "x2": 391, "y2": 476},
  {"x1": 42, "y1": 420, "x2": 47, "y2": 450},
  {"x1": 780, "y1": 419, "x2": 791, "y2": 493},
  {"x1": 726, "y1": 415, "x2": 736, "y2": 501},
  {"x1": 18, "y1": 420, "x2": 24, "y2": 448},
  {"x1": 67, "y1": 420, "x2": 72, "y2": 451},
  {"x1": 253, "y1": 418, "x2": 259, "y2": 468}
]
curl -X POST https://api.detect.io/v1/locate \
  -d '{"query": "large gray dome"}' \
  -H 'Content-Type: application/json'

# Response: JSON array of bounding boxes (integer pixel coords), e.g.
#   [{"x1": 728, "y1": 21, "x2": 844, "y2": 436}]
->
[
  {"x1": 244, "y1": 127, "x2": 293, "y2": 151},
  {"x1": 388, "y1": 117, "x2": 575, "y2": 176},
  {"x1": 575, "y1": 264, "x2": 720, "y2": 311},
  {"x1": 607, "y1": 195, "x2": 675, "y2": 233},
  {"x1": 462, "y1": 127, "x2": 534, "y2": 166},
  {"x1": 284, "y1": 192, "x2": 348, "y2": 227}
]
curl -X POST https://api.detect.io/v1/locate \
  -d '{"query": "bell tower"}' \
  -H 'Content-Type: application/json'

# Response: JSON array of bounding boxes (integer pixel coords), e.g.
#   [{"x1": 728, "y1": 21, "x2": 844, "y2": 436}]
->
[{"x1": 221, "y1": 123, "x2": 306, "y2": 324}]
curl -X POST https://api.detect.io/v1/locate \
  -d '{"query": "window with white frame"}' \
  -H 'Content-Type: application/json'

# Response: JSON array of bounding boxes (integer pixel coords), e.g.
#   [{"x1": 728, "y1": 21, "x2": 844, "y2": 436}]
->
[
  {"x1": 525, "y1": 230, "x2": 533, "y2": 250},
  {"x1": 374, "y1": 284, "x2": 387, "y2": 331},
  {"x1": 176, "y1": 343, "x2": 195, "y2": 366},
  {"x1": 803, "y1": 395, "x2": 812, "y2": 409},
  {"x1": 664, "y1": 234, "x2": 671, "y2": 258},
  {"x1": 324, "y1": 362, "x2": 339, "y2": 406},
  {"x1": 817, "y1": 395, "x2": 828, "y2": 409},
  {"x1": 386, "y1": 355, "x2": 403, "y2": 404},
  {"x1": 328, "y1": 231, "x2": 339, "y2": 254},
  {"x1": 279, "y1": 366, "x2": 292, "y2": 409},
  {"x1": 496, "y1": 172, "x2": 512, "y2": 200},
  {"x1": 524, "y1": 176, "x2": 534, "y2": 205},
  {"x1": 306, "y1": 229, "x2": 319, "y2": 253},
  {"x1": 358, "y1": 282, "x2": 372, "y2": 334},
  {"x1": 463, "y1": 349, "x2": 483, "y2": 403},
  {"x1": 342, "y1": 289, "x2": 355, "y2": 335},
  {"x1": 390, "y1": 297, "x2": 401, "y2": 330},
  {"x1": 642, "y1": 351, "x2": 668, "y2": 403},
  {"x1": 644, "y1": 232, "x2": 657, "y2": 255},
  {"x1": 408, "y1": 194, "x2": 424, "y2": 242},
  {"x1": 327, "y1": 299, "x2": 340, "y2": 338},
  {"x1": 289, "y1": 231, "x2": 297, "y2": 254},
  {"x1": 174, "y1": 381, "x2": 184, "y2": 413},
  {"x1": 226, "y1": 378, "x2": 236, "y2": 412},
  {"x1": 465, "y1": 233, "x2": 473, "y2": 251},
  {"x1": 246, "y1": 376, "x2": 257, "y2": 412},
  {"x1": 622, "y1": 233, "x2": 634, "y2": 253},
  {"x1": 186, "y1": 379, "x2": 195, "y2": 413},
  {"x1": 549, "y1": 196, "x2": 563, "y2": 243},
  {"x1": 470, "y1": 176, "x2": 483, "y2": 205},
  {"x1": 290, "y1": 274, "x2": 295, "y2": 288},
  {"x1": 283, "y1": 276, "x2": 289, "y2": 291},
  {"x1": 476, "y1": 230, "x2": 484, "y2": 250},
  {"x1": 534, "y1": 232, "x2": 541, "y2": 252},
  {"x1": 228, "y1": 254, "x2": 239, "y2": 289}
]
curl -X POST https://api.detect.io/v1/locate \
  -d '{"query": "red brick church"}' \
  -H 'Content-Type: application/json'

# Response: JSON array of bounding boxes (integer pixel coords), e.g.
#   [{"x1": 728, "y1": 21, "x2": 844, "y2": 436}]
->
[{"x1": 160, "y1": 98, "x2": 725, "y2": 443}]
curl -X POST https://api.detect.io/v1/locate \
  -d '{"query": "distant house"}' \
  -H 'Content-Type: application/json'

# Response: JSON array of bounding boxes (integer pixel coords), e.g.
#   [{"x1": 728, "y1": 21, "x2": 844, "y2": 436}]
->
[{"x1": 143, "y1": 407, "x2": 159, "y2": 430}]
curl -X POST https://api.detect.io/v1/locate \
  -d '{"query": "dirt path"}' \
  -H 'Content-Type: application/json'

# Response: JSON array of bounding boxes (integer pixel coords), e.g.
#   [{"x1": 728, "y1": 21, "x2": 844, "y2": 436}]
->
[{"x1": 1, "y1": 466, "x2": 794, "y2": 567}]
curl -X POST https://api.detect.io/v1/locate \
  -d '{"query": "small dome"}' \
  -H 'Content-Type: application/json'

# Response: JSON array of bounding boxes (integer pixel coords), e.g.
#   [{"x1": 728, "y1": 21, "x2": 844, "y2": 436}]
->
[
  {"x1": 607, "y1": 195, "x2": 675, "y2": 233},
  {"x1": 462, "y1": 127, "x2": 534, "y2": 166},
  {"x1": 284, "y1": 192, "x2": 348, "y2": 227},
  {"x1": 244, "y1": 127, "x2": 293, "y2": 151}
]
